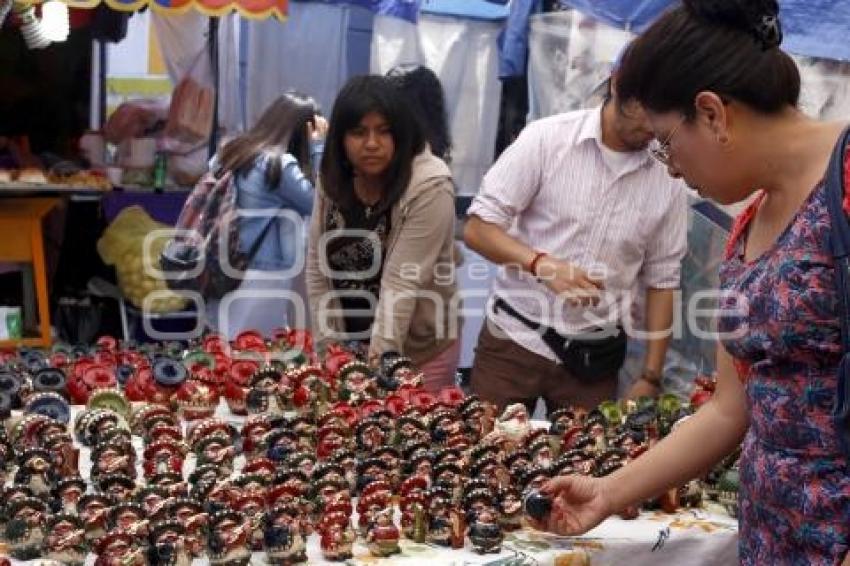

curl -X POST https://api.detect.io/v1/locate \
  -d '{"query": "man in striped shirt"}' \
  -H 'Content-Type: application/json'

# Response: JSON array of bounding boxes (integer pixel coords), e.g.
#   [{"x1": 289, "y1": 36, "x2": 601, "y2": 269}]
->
[{"x1": 464, "y1": 80, "x2": 688, "y2": 413}]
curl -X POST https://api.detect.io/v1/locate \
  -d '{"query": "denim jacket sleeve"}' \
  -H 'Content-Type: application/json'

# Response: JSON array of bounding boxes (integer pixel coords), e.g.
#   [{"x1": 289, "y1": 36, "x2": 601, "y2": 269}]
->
[{"x1": 277, "y1": 142, "x2": 323, "y2": 216}]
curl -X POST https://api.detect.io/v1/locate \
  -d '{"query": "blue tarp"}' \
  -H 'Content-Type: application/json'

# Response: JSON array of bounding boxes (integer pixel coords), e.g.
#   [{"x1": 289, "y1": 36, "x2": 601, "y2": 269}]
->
[
  {"x1": 560, "y1": 0, "x2": 850, "y2": 62},
  {"x1": 420, "y1": 0, "x2": 510, "y2": 21}
]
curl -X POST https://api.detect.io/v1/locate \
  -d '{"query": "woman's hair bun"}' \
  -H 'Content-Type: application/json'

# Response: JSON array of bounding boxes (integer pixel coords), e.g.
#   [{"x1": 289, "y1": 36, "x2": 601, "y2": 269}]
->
[{"x1": 683, "y1": 0, "x2": 782, "y2": 49}]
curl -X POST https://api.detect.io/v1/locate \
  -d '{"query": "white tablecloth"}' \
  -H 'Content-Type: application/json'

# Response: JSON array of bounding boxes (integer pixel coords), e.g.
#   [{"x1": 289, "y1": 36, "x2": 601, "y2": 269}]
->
[{"x1": 4, "y1": 404, "x2": 739, "y2": 565}]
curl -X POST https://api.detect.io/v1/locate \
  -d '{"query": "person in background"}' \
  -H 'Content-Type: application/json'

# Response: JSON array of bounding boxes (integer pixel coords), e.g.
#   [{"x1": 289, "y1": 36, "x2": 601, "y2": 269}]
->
[
  {"x1": 306, "y1": 75, "x2": 460, "y2": 391},
  {"x1": 464, "y1": 52, "x2": 688, "y2": 414},
  {"x1": 530, "y1": 1, "x2": 850, "y2": 564},
  {"x1": 386, "y1": 64, "x2": 453, "y2": 163},
  {"x1": 206, "y1": 92, "x2": 326, "y2": 339}
]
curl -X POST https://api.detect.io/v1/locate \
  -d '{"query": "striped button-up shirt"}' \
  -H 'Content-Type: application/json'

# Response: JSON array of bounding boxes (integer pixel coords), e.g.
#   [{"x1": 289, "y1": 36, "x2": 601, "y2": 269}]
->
[{"x1": 467, "y1": 107, "x2": 688, "y2": 362}]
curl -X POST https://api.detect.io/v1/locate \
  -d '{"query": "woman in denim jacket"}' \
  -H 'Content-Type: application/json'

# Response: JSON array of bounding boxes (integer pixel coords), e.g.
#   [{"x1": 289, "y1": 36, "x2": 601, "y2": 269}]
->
[{"x1": 206, "y1": 92, "x2": 327, "y2": 338}]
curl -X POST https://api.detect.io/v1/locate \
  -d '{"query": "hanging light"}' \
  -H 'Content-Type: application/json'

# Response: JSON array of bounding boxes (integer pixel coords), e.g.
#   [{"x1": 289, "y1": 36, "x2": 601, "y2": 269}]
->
[
  {"x1": 14, "y1": 1, "x2": 51, "y2": 49},
  {"x1": 40, "y1": 0, "x2": 69, "y2": 42}
]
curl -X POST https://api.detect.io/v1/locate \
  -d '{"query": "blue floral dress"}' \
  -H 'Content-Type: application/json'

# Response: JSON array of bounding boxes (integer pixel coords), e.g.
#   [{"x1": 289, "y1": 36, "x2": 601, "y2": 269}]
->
[{"x1": 718, "y1": 149, "x2": 850, "y2": 565}]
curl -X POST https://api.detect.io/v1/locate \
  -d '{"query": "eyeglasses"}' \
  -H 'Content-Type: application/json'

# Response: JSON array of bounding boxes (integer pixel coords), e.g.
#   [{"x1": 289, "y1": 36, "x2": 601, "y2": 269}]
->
[{"x1": 649, "y1": 117, "x2": 686, "y2": 166}]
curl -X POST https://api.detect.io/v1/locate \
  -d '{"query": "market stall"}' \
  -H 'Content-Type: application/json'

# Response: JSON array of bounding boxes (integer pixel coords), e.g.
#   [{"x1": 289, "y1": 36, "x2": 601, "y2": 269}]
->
[{"x1": 0, "y1": 332, "x2": 739, "y2": 565}]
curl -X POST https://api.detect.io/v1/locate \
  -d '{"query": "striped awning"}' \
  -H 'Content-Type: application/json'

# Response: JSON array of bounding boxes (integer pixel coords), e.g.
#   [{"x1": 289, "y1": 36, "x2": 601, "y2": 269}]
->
[{"x1": 49, "y1": 0, "x2": 286, "y2": 20}]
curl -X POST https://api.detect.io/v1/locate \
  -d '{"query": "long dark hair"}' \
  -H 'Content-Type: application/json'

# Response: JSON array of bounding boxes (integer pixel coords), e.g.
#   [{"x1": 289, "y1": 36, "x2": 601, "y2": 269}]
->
[
  {"x1": 616, "y1": 0, "x2": 800, "y2": 119},
  {"x1": 218, "y1": 91, "x2": 320, "y2": 187},
  {"x1": 321, "y1": 75, "x2": 426, "y2": 216},
  {"x1": 386, "y1": 64, "x2": 452, "y2": 163}
]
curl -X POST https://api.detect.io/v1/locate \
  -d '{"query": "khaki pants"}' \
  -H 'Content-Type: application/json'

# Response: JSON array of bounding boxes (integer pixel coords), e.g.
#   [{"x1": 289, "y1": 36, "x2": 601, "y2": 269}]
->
[{"x1": 470, "y1": 321, "x2": 618, "y2": 415}]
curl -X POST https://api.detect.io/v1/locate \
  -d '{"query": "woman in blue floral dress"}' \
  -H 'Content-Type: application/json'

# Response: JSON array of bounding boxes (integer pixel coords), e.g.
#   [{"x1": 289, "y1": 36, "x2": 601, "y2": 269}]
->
[{"x1": 526, "y1": 1, "x2": 850, "y2": 564}]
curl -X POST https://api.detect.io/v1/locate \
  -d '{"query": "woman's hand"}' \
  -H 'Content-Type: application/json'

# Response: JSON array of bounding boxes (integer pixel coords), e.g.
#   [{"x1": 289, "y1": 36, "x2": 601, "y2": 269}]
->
[
  {"x1": 527, "y1": 475, "x2": 613, "y2": 536},
  {"x1": 309, "y1": 115, "x2": 329, "y2": 141},
  {"x1": 624, "y1": 375, "x2": 662, "y2": 400}
]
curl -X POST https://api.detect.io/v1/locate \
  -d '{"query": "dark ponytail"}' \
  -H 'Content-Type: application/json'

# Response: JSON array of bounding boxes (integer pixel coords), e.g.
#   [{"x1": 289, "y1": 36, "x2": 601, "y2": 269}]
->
[{"x1": 617, "y1": 0, "x2": 800, "y2": 118}]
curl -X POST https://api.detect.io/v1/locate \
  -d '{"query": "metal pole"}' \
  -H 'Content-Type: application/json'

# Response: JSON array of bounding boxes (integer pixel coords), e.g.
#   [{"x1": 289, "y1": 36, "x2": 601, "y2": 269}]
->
[
  {"x1": 208, "y1": 16, "x2": 219, "y2": 158},
  {"x1": 90, "y1": 39, "x2": 100, "y2": 129},
  {"x1": 89, "y1": 38, "x2": 107, "y2": 130},
  {"x1": 99, "y1": 39, "x2": 107, "y2": 127}
]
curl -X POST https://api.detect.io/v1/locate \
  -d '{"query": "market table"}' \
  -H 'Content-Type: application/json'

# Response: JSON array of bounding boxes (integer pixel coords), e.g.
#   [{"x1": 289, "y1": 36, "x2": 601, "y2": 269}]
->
[
  {"x1": 2, "y1": 401, "x2": 739, "y2": 566},
  {"x1": 0, "y1": 198, "x2": 62, "y2": 348}
]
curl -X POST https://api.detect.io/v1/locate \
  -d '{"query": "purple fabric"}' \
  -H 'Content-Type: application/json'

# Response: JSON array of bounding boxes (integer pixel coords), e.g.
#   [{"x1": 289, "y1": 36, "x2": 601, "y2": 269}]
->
[{"x1": 101, "y1": 190, "x2": 191, "y2": 226}]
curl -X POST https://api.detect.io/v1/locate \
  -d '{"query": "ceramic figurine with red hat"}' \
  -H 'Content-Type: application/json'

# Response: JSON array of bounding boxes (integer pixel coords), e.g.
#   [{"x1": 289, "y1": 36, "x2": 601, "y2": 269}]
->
[
  {"x1": 467, "y1": 505, "x2": 503, "y2": 554},
  {"x1": 195, "y1": 435, "x2": 236, "y2": 475},
  {"x1": 91, "y1": 440, "x2": 136, "y2": 480},
  {"x1": 143, "y1": 440, "x2": 185, "y2": 478},
  {"x1": 109, "y1": 501, "x2": 150, "y2": 538},
  {"x1": 426, "y1": 486, "x2": 452, "y2": 546},
  {"x1": 174, "y1": 379, "x2": 219, "y2": 421},
  {"x1": 264, "y1": 504, "x2": 308, "y2": 565},
  {"x1": 148, "y1": 519, "x2": 192, "y2": 566},
  {"x1": 79, "y1": 493, "x2": 114, "y2": 542},
  {"x1": 94, "y1": 532, "x2": 147, "y2": 566},
  {"x1": 4, "y1": 497, "x2": 49, "y2": 559},
  {"x1": 318, "y1": 512, "x2": 355, "y2": 561},
  {"x1": 337, "y1": 361, "x2": 375, "y2": 406},
  {"x1": 135, "y1": 486, "x2": 171, "y2": 520},
  {"x1": 366, "y1": 508, "x2": 401, "y2": 557},
  {"x1": 207, "y1": 510, "x2": 251, "y2": 566},
  {"x1": 44, "y1": 513, "x2": 88, "y2": 566},
  {"x1": 53, "y1": 476, "x2": 87, "y2": 515},
  {"x1": 233, "y1": 493, "x2": 267, "y2": 551},
  {"x1": 14, "y1": 447, "x2": 55, "y2": 496},
  {"x1": 355, "y1": 417, "x2": 386, "y2": 454},
  {"x1": 490, "y1": 403, "x2": 531, "y2": 448},
  {"x1": 98, "y1": 473, "x2": 138, "y2": 502},
  {"x1": 168, "y1": 498, "x2": 208, "y2": 558},
  {"x1": 241, "y1": 415, "x2": 272, "y2": 460},
  {"x1": 498, "y1": 486, "x2": 524, "y2": 532}
]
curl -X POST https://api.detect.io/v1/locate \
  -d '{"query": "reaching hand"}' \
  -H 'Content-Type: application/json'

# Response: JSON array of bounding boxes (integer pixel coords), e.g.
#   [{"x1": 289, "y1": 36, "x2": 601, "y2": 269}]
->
[
  {"x1": 533, "y1": 256, "x2": 605, "y2": 307},
  {"x1": 624, "y1": 377, "x2": 661, "y2": 400},
  {"x1": 527, "y1": 475, "x2": 613, "y2": 536},
  {"x1": 309, "y1": 115, "x2": 329, "y2": 141}
]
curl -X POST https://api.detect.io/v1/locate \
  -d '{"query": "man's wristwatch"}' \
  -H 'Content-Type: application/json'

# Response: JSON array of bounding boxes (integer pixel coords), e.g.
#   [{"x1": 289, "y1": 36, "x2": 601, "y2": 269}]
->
[{"x1": 640, "y1": 369, "x2": 663, "y2": 387}]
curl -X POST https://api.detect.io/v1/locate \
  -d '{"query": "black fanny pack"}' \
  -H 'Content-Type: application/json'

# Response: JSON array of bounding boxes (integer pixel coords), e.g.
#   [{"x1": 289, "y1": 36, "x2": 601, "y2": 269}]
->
[{"x1": 492, "y1": 296, "x2": 626, "y2": 381}]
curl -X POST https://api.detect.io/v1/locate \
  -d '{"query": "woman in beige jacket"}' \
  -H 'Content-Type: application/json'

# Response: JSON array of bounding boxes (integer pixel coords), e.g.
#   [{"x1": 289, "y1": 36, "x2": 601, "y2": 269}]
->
[{"x1": 306, "y1": 75, "x2": 460, "y2": 390}]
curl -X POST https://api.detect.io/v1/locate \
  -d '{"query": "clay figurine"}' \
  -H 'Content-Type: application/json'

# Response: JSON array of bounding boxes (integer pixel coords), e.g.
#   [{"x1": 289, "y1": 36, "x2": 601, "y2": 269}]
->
[
  {"x1": 498, "y1": 486, "x2": 524, "y2": 531},
  {"x1": 493, "y1": 403, "x2": 531, "y2": 444},
  {"x1": 14, "y1": 447, "x2": 55, "y2": 496},
  {"x1": 148, "y1": 519, "x2": 192, "y2": 566},
  {"x1": 94, "y1": 532, "x2": 148, "y2": 566},
  {"x1": 79, "y1": 493, "x2": 114, "y2": 542},
  {"x1": 264, "y1": 505, "x2": 308, "y2": 565},
  {"x1": 318, "y1": 512, "x2": 355, "y2": 561},
  {"x1": 467, "y1": 506, "x2": 503, "y2": 554},
  {"x1": 426, "y1": 486, "x2": 452, "y2": 546},
  {"x1": 366, "y1": 509, "x2": 401, "y2": 557},
  {"x1": 4, "y1": 497, "x2": 48, "y2": 560},
  {"x1": 44, "y1": 513, "x2": 88, "y2": 566},
  {"x1": 53, "y1": 476, "x2": 87, "y2": 514},
  {"x1": 207, "y1": 510, "x2": 251, "y2": 566}
]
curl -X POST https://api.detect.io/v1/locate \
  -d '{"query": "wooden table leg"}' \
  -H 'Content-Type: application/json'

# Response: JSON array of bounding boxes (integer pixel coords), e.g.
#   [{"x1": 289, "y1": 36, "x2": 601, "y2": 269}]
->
[{"x1": 30, "y1": 217, "x2": 51, "y2": 347}]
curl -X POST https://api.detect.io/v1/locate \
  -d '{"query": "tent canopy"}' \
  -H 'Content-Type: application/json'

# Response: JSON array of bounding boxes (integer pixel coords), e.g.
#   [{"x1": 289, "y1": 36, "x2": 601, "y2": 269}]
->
[
  {"x1": 561, "y1": 0, "x2": 850, "y2": 62},
  {"x1": 44, "y1": 0, "x2": 288, "y2": 20}
]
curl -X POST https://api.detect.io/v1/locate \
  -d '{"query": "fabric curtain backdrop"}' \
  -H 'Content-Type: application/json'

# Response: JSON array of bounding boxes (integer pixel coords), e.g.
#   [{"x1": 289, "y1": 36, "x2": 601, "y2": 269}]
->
[
  {"x1": 528, "y1": 9, "x2": 850, "y2": 123},
  {"x1": 150, "y1": 10, "x2": 242, "y2": 136},
  {"x1": 371, "y1": 12, "x2": 502, "y2": 195},
  {"x1": 559, "y1": 0, "x2": 850, "y2": 62},
  {"x1": 244, "y1": 2, "x2": 353, "y2": 126}
]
